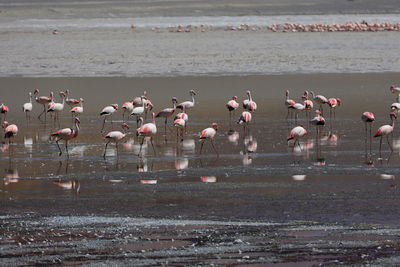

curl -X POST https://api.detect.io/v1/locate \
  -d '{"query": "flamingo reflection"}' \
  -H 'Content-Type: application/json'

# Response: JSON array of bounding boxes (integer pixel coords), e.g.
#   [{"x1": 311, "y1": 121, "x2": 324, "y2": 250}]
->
[
  {"x1": 227, "y1": 130, "x2": 239, "y2": 146},
  {"x1": 201, "y1": 176, "x2": 216, "y2": 183}
]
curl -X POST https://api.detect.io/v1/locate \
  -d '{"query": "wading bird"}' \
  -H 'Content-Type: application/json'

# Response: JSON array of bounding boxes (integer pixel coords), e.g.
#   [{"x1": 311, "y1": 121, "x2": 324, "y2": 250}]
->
[
  {"x1": 285, "y1": 90, "x2": 296, "y2": 119},
  {"x1": 237, "y1": 111, "x2": 252, "y2": 133},
  {"x1": 362, "y1": 111, "x2": 375, "y2": 155},
  {"x1": 50, "y1": 117, "x2": 80, "y2": 157},
  {"x1": 70, "y1": 98, "x2": 84, "y2": 117},
  {"x1": 100, "y1": 104, "x2": 118, "y2": 132},
  {"x1": 374, "y1": 112, "x2": 396, "y2": 156},
  {"x1": 287, "y1": 126, "x2": 307, "y2": 149},
  {"x1": 1, "y1": 103, "x2": 9, "y2": 122},
  {"x1": 328, "y1": 98, "x2": 341, "y2": 119},
  {"x1": 156, "y1": 97, "x2": 178, "y2": 135},
  {"x1": 309, "y1": 91, "x2": 328, "y2": 115},
  {"x1": 131, "y1": 96, "x2": 147, "y2": 126},
  {"x1": 310, "y1": 110, "x2": 325, "y2": 137},
  {"x1": 22, "y1": 92, "x2": 33, "y2": 121},
  {"x1": 121, "y1": 100, "x2": 134, "y2": 121},
  {"x1": 226, "y1": 96, "x2": 239, "y2": 119},
  {"x1": 65, "y1": 89, "x2": 81, "y2": 108},
  {"x1": 390, "y1": 85, "x2": 400, "y2": 102},
  {"x1": 3, "y1": 121, "x2": 18, "y2": 144},
  {"x1": 103, "y1": 122, "x2": 129, "y2": 158},
  {"x1": 199, "y1": 122, "x2": 218, "y2": 156},
  {"x1": 136, "y1": 112, "x2": 157, "y2": 155},
  {"x1": 177, "y1": 90, "x2": 196, "y2": 110},
  {"x1": 243, "y1": 90, "x2": 257, "y2": 112},
  {"x1": 47, "y1": 91, "x2": 66, "y2": 127},
  {"x1": 34, "y1": 89, "x2": 52, "y2": 121}
]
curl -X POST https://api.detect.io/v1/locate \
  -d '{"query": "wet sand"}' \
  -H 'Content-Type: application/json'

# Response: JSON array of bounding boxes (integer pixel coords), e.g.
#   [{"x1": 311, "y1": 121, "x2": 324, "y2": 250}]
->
[{"x1": 2, "y1": 74, "x2": 400, "y2": 265}]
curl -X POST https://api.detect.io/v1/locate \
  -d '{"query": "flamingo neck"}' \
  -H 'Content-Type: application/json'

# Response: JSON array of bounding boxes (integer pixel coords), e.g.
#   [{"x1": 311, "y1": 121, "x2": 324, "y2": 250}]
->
[
  {"x1": 172, "y1": 100, "x2": 176, "y2": 109},
  {"x1": 248, "y1": 92, "x2": 252, "y2": 102},
  {"x1": 75, "y1": 121, "x2": 80, "y2": 133},
  {"x1": 152, "y1": 113, "x2": 155, "y2": 124},
  {"x1": 191, "y1": 94, "x2": 195, "y2": 104},
  {"x1": 29, "y1": 95, "x2": 32, "y2": 104},
  {"x1": 141, "y1": 98, "x2": 145, "y2": 109}
]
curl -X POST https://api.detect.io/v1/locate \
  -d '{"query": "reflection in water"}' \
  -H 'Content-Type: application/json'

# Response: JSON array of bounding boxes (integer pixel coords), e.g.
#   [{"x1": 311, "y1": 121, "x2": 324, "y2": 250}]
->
[
  {"x1": 4, "y1": 167, "x2": 19, "y2": 185},
  {"x1": 140, "y1": 179, "x2": 157, "y2": 184},
  {"x1": 122, "y1": 138, "x2": 135, "y2": 151},
  {"x1": 53, "y1": 179, "x2": 80, "y2": 193},
  {"x1": 163, "y1": 146, "x2": 176, "y2": 157},
  {"x1": 181, "y1": 139, "x2": 195, "y2": 153},
  {"x1": 244, "y1": 135, "x2": 257, "y2": 153},
  {"x1": 380, "y1": 174, "x2": 395, "y2": 180},
  {"x1": 24, "y1": 136, "x2": 33, "y2": 153},
  {"x1": 175, "y1": 157, "x2": 189, "y2": 170},
  {"x1": 200, "y1": 176, "x2": 216, "y2": 183},
  {"x1": 227, "y1": 130, "x2": 239, "y2": 146},
  {"x1": 242, "y1": 153, "x2": 252, "y2": 166},
  {"x1": 70, "y1": 145, "x2": 87, "y2": 156},
  {"x1": 1, "y1": 143, "x2": 9, "y2": 152},
  {"x1": 292, "y1": 174, "x2": 306, "y2": 181},
  {"x1": 137, "y1": 157, "x2": 149, "y2": 172}
]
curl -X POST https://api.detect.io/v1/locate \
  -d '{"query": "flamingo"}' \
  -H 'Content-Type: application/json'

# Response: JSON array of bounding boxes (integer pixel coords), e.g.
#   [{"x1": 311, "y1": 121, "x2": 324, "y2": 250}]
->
[
  {"x1": 50, "y1": 117, "x2": 80, "y2": 157},
  {"x1": 70, "y1": 98, "x2": 84, "y2": 117},
  {"x1": 136, "y1": 112, "x2": 157, "y2": 155},
  {"x1": 285, "y1": 90, "x2": 296, "y2": 119},
  {"x1": 310, "y1": 110, "x2": 325, "y2": 137},
  {"x1": 47, "y1": 91, "x2": 66, "y2": 127},
  {"x1": 237, "y1": 111, "x2": 252, "y2": 133},
  {"x1": 362, "y1": 111, "x2": 375, "y2": 155},
  {"x1": 309, "y1": 91, "x2": 328, "y2": 115},
  {"x1": 177, "y1": 90, "x2": 197, "y2": 110},
  {"x1": 132, "y1": 91, "x2": 153, "y2": 120},
  {"x1": 328, "y1": 98, "x2": 341, "y2": 119},
  {"x1": 100, "y1": 104, "x2": 118, "y2": 132},
  {"x1": 131, "y1": 96, "x2": 146, "y2": 125},
  {"x1": 156, "y1": 97, "x2": 178, "y2": 135},
  {"x1": 103, "y1": 122, "x2": 129, "y2": 158},
  {"x1": 391, "y1": 102, "x2": 400, "y2": 113},
  {"x1": 2, "y1": 121, "x2": 18, "y2": 144},
  {"x1": 226, "y1": 96, "x2": 239, "y2": 120},
  {"x1": 34, "y1": 89, "x2": 52, "y2": 121},
  {"x1": 287, "y1": 126, "x2": 307, "y2": 149},
  {"x1": 243, "y1": 90, "x2": 257, "y2": 112},
  {"x1": 199, "y1": 122, "x2": 218, "y2": 156},
  {"x1": 0, "y1": 103, "x2": 9, "y2": 122},
  {"x1": 303, "y1": 91, "x2": 313, "y2": 121},
  {"x1": 390, "y1": 85, "x2": 400, "y2": 102},
  {"x1": 22, "y1": 92, "x2": 33, "y2": 121},
  {"x1": 65, "y1": 89, "x2": 81, "y2": 108},
  {"x1": 121, "y1": 100, "x2": 134, "y2": 121},
  {"x1": 289, "y1": 103, "x2": 305, "y2": 123},
  {"x1": 174, "y1": 117, "x2": 185, "y2": 141},
  {"x1": 374, "y1": 112, "x2": 397, "y2": 156}
]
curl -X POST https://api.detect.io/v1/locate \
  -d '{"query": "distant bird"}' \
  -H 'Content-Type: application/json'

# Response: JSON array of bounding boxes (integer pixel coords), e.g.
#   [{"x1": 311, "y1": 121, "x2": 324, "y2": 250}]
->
[
  {"x1": 328, "y1": 98, "x2": 341, "y2": 119},
  {"x1": 285, "y1": 90, "x2": 296, "y2": 119},
  {"x1": 199, "y1": 122, "x2": 218, "y2": 156},
  {"x1": 103, "y1": 122, "x2": 129, "y2": 158},
  {"x1": 47, "y1": 91, "x2": 66, "y2": 127},
  {"x1": 65, "y1": 89, "x2": 81, "y2": 108},
  {"x1": 287, "y1": 126, "x2": 307, "y2": 149},
  {"x1": 310, "y1": 110, "x2": 325, "y2": 137},
  {"x1": 100, "y1": 104, "x2": 118, "y2": 132},
  {"x1": 237, "y1": 111, "x2": 252, "y2": 132},
  {"x1": 362, "y1": 111, "x2": 375, "y2": 154},
  {"x1": 121, "y1": 100, "x2": 134, "y2": 121},
  {"x1": 50, "y1": 117, "x2": 80, "y2": 157},
  {"x1": 243, "y1": 90, "x2": 257, "y2": 112},
  {"x1": 374, "y1": 112, "x2": 396, "y2": 155},
  {"x1": 136, "y1": 112, "x2": 157, "y2": 155},
  {"x1": 70, "y1": 98, "x2": 84, "y2": 117},
  {"x1": 34, "y1": 89, "x2": 52, "y2": 121},
  {"x1": 309, "y1": 91, "x2": 328, "y2": 115},
  {"x1": 390, "y1": 85, "x2": 400, "y2": 102},
  {"x1": 156, "y1": 97, "x2": 178, "y2": 134},
  {"x1": 226, "y1": 96, "x2": 239, "y2": 119},
  {"x1": 22, "y1": 92, "x2": 33, "y2": 121},
  {"x1": 2, "y1": 121, "x2": 18, "y2": 144},
  {"x1": 177, "y1": 90, "x2": 196, "y2": 110},
  {"x1": 0, "y1": 103, "x2": 9, "y2": 122}
]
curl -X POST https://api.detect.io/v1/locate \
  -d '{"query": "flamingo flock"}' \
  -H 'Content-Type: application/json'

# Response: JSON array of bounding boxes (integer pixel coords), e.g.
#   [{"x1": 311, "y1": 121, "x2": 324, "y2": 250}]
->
[{"x1": 1, "y1": 85, "x2": 399, "y2": 162}]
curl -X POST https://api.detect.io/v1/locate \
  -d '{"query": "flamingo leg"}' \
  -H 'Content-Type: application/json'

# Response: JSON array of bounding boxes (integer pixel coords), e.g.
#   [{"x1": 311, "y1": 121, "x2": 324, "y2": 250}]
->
[
  {"x1": 55, "y1": 139, "x2": 62, "y2": 156},
  {"x1": 103, "y1": 140, "x2": 110, "y2": 158},
  {"x1": 138, "y1": 137, "x2": 144, "y2": 156},
  {"x1": 101, "y1": 117, "x2": 106, "y2": 132},
  {"x1": 379, "y1": 136, "x2": 383, "y2": 157},
  {"x1": 164, "y1": 118, "x2": 168, "y2": 142},
  {"x1": 38, "y1": 105, "x2": 46, "y2": 120},
  {"x1": 199, "y1": 141, "x2": 204, "y2": 154},
  {"x1": 369, "y1": 125, "x2": 372, "y2": 154},
  {"x1": 387, "y1": 135, "x2": 393, "y2": 152},
  {"x1": 65, "y1": 141, "x2": 69, "y2": 158},
  {"x1": 110, "y1": 115, "x2": 114, "y2": 129},
  {"x1": 150, "y1": 137, "x2": 156, "y2": 155},
  {"x1": 286, "y1": 109, "x2": 290, "y2": 119},
  {"x1": 116, "y1": 142, "x2": 119, "y2": 156},
  {"x1": 211, "y1": 139, "x2": 219, "y2": 156}
]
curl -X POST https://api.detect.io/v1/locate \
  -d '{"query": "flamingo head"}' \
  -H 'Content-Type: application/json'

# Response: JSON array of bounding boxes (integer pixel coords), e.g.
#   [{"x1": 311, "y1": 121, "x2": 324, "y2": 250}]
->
[
  {"x1": 50, "y1": 92, "x2": 54, "y2": 99},
  {"x1": 336, "y1": 98, "x2": 341, "y2": 106},
  {"x1": 285, "y1": 90, "x2": 289, "y2": 96},
  {"x1": 212, "y1": 122, "x2": 218, "y2": 130},
  {"x1": 111, "y1": 104, "x2": 118, "y2": 110},
  {"x1": 143, "y1": 90, "x2": 147, "y2": 97},
  {"x1": 190, "y1": 90, "x2": 197, "y2": 95},
  {"x1": 34, "y1": 89, "x2": 39, "y2": 95},
  {"x1": 172, "y1": 97, "x2": 177, "y2": 103},
  {"x1": 2, "y1": 121, "x2": 8, "y2": 128},
  {"x1": 59, "y1": 91, "x2": 66, "y2": 98},
  {"x1": 80, "y1": 98, "x2": 84, "y2": 102},
  {"x1": 390, "y1": 112, "x2": 397, "y2": 120},
  {"x1": 28, "y1": 92, "x2": 32, "y2": 97},
  {"x1": 121, "y1": 122, "x2": 129, "y2": 130},
  {"x1": 147, "y1": 101, "x2": 154, "y2": 110},
  {"x1": 233, "y1": 96, "x2": 238, "y2": 100},
  {"x1": 65, "y1": 89, "x2": 70, "y2": 95},
  {"x1": 315, "y1": 109, "x2": 321, "y2": 115},
  {"x1": 74, "y1": 117, "x2": 81, "y2": 124},
  {"x1": 246, "y1": 90, "x2": 251, "y2": 96},
  {"x1": 390, "y1": 85, "x2": 395, "y2": 93},
  {"x1": 138, "y1": 117, "x2": 144, "y2": 126}
]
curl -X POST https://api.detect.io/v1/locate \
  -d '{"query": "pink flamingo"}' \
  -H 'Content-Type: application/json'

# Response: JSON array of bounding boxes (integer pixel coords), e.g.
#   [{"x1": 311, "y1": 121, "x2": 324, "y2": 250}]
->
[
  {"x1": 70, "y1": 98, "x2": 84, "y2": 117},
  {"x1": 199, "y1": 122, "x2": 218, "y2": 156},
  {"x1": 121, "y1": 100, "x2": 134, "y2": 121},
  {"x1": 390, "y1": 85, "x2": 400, "y2": 102},
  {"x1": 289, "y1": 103, "x2": 305, "y2": 123},
  {"x1": 1, "y1": 103, "x2": 9, "y2": 122},
  {"x1": 177, "y1": 90, "x2": 197, "y2": 111},
  {"x1": 328, "y1": 98, "x2": 341, "y2": 119},
  {"x1": 237, "y1": 111, "x2": 252, "y2": 133},
  {"x1": 309, "y1": 91, "x2": 328, "y2": 115},
  {"x1": 156, "y1": 97, "x2": 178, "y2": 135},
  {"x1": 226, "y1": 96, "x2": 239, "y2": 120},
  {"x1": 34, "y1": 89, "x2": 52, "y2": 121},
  {"x1": 310, "y1": 110, "x2": 325, "y2": 137},
  {"x1": 174, "y1": 117, "x2": 185, "y2": 142},
  {"x1": 100, "y1": 104, "x2": 118, "y2": 132},
  {"x1": 243, "y1": 91, "x2": 257, "y2": 112},
  {"x1": 65, "y1": 90, "x2": 81, "y2": 108},
  {"x1": 47, "y1": 91, "x2": 66, "y2": 127},
  {"x1": 3, "y1": 121, "x2": 18, "y2": 144},
  {"x1": 303, "y1": 91, "x2": 313, "y2": 121},
  {"x1": 136, "y1": 112, "x2": 157, "y2": 155},
  {"x1": 285, "y1": 90, "x2": 296, "y2": 119},
  {"x1": 23, "y1": 92, "x2": 33, "y2": 121},
  {"x1": 374, "y1": 112, "x2": 397, "y2": 155},
  {"x1": 103, "y1": 122, "x2": 129, "y2": 158},
  {"x1": 362, "y1": 111, "x2": 375, "y2": 154},
  {"x1": 287, "y1": 126, "x2": 307, "y2": 149},
  {"x1": 50, "y1": 117, "x2": 80, "y2": 157}
]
